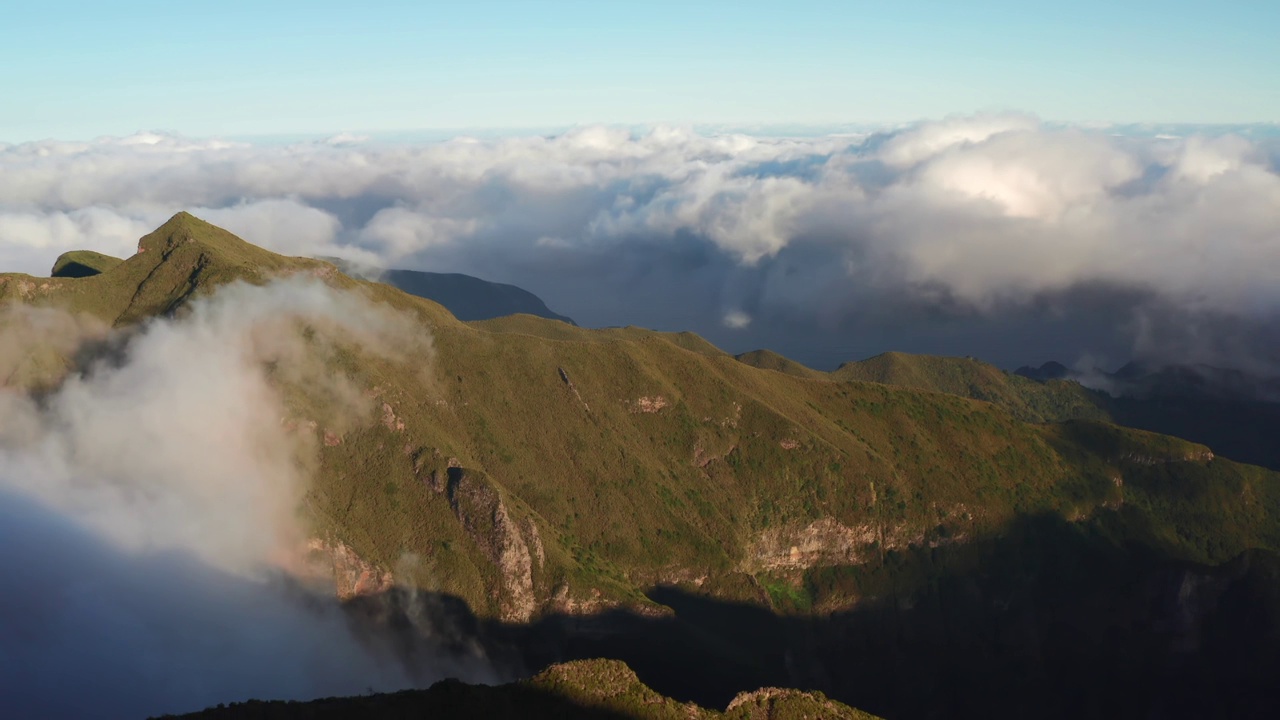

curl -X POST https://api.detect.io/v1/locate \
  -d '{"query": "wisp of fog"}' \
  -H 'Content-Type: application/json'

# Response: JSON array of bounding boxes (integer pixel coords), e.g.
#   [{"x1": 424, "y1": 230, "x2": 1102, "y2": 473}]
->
[{"x1": 0, "y1": 278, "x2": 486, "y2": 719}]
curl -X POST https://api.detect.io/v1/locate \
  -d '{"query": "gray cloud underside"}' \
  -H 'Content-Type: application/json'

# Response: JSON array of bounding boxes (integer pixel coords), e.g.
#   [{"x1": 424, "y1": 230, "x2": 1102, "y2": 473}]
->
[{"x1": 2, "y1": 117, "x2": 1278, "y2": 371}]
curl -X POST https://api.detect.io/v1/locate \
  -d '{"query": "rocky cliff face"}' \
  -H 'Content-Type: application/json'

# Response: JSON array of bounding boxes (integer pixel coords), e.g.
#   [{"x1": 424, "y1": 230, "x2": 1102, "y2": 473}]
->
[
  {"x1": 444, "y1": 468, "x2": 540, "y2": 622},
  {"x1": 746, "y1": 518, "x2": 879, "y2": 571},
  {"x1": 306, "y1": 539, "x2": 394, "y2": 600}
]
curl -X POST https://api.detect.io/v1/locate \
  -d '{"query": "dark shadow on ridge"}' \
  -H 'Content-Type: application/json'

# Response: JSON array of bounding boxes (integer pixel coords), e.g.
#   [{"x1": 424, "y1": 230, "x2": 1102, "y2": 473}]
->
[
  {"x1": 158, "y1": 681, "x2": 644, "y2": 720},
  {"x1": 49, "y1": 260, "x2": 104, "y2": 278},
  {"x1": 343, "y1": 512, "x2": 1280, "y2": 720}
]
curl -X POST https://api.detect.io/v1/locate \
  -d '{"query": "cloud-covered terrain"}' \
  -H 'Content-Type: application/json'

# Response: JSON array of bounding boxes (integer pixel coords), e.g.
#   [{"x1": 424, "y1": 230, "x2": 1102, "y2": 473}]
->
[
  {"x1": 0, "y1": 280, "x2": 485, "y2": 719},
  {"x1": 2, "y1": 116, "x2": 1278, "y2": 371}
]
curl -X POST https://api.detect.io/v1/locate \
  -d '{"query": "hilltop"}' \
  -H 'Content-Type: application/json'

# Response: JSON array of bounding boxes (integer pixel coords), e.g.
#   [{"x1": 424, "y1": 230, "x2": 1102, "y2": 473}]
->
[
  {"x1": 327, "y1": 258, "x2": 577, "y2": 325},
  {"x1": 50, "y1": 249, "x2": 124, "y2": 278},
  {"x1": 5, "y1": 213, "x2": 1280, "y2": 718},
  {"x1": 162, "y1": 658, "x2": 878, "y2": 720}
]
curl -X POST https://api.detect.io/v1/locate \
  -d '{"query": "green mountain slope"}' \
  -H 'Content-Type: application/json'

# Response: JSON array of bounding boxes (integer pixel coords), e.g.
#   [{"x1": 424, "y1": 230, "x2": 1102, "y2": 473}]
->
[
  {"x1": 7, "y1": 213, "x2": 1280, "y2": 718},
  {"x1": 735, "y1": 349, "x2": 827, "y2": 380},
  {"x1": 831, "y1": 351, "x2": 1109, "y2": 423},
  {"x1": 4, "y1": 213, "x2": 1276, "y2": 612},
  {"x1": 1013, "y1": 360, "x2": 1280, "y2": 470},
  {"x1": 830, "y1": 352, "x2": 1280, "y2": 472}
]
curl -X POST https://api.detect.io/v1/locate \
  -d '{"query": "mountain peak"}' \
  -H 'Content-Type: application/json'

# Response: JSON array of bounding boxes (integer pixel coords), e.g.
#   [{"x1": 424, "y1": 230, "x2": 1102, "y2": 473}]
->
[
  {"x1": 735, "y1": 348, "x2": 824, "y2": 379},
  {"x1": 137, "y1": 211, "x2": 266, "y2": 263}
]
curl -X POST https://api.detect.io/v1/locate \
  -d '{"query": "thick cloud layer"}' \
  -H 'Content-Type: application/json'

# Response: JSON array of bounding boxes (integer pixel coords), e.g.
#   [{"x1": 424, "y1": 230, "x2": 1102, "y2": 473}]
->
[
  {"x1": 2, "y1": 117, "x2": 1278, "y2": 371},
  {"x1": 0, "y1": 280, "x2": 485, "y2": 719}
]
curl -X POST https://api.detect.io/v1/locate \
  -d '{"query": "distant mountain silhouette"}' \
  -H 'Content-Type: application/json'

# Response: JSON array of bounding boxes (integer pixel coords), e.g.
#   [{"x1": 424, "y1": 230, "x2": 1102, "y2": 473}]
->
[
  {"x1": 1017, "y1": 361, "x2": 1280, "y2": 403},
  {"x1": 330, "y1": 261, "x2": 575, "y2": 325},
  {"x1": 1014, "y1": 360, "x2": 1070, "y2": 382},
  {"x1": 1015, "y1": 361, "x2": 1280, "y2": 470}
]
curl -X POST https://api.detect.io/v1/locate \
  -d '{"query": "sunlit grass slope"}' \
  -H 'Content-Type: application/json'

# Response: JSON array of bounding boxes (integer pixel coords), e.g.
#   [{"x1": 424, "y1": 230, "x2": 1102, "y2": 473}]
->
[{"x1": 4, "y1": 212, "x2": 1277, "y2": 622}]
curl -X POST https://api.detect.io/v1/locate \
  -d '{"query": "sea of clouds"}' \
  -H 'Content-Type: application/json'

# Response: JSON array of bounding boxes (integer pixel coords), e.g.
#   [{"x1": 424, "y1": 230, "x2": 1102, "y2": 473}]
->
[
  {"x1": 2, "y1": 114, "x2": 1278, "y2": 371},
  {"x1": 0, "y1": 115, "x2": 1278, "y2": 717}
]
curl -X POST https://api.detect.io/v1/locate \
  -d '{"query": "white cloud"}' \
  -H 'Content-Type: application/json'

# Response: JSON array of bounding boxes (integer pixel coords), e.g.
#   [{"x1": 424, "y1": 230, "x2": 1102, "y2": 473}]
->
[
  {"x1": 0, "y1": 278, "x2": 431, "y2": 571},
  {"x1": 324, "y1": 132, "x2": 369, "y2": 146},
  {"x1": 911, "y1": 129, "x2": 1141, "y2": 219},
  {"x1": 1, "y1": 117, "x2": 1277, "y2": 368},
  {"x1": 1172, "y1": 134, "x2": 1256, "y2": 183},
  {"x1": 723, "y1": 310, "x2": 752, "y2": 329},
  {"x1": 0, "y1": 279, "x2": 473, "y2": 717},
  {"x1": 0, "y1": 207, "x2": 153, "y2": 274},
  {"x1": 878, "y1": 113, "x2": 1039, "y2": 168},
  {"x1": 194, "y1": 199, "x2": 345, "y2": 259},
  {"x1": 360, "y1": 207, "x2": 478, "y2": 258}
]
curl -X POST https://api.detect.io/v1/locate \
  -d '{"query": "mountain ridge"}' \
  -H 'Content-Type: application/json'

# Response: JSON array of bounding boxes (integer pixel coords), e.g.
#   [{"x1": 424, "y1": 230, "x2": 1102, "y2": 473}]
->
[
  {"x1": 6, "y1": 212, "x2": 1280, "y2": 718},
  {"x1": 326, "y1": 257, "x2": 577, "y2": 325}
]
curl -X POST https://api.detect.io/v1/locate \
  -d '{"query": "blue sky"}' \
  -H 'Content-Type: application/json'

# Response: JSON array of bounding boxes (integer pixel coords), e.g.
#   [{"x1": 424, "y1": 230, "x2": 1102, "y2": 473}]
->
[{"x1": 2, "y1": 0, "x2": 1278, "y2": 141}]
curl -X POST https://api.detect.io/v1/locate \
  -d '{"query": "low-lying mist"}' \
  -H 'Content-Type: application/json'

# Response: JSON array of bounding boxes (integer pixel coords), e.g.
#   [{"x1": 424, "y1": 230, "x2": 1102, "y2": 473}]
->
[{"x1": 0, "y1": 279, "x2": 491, "y2": 719}]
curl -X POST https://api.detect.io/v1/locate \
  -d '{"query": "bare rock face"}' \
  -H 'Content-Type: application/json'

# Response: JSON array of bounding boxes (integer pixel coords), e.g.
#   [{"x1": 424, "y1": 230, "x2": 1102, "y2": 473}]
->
[
  {"x1": 632, "y1": 395, "x2": 669, "y2": 413},
  {"x1": 746, "y1": 518, "x2": 879, "y2": 572},
  {"x1": 306, "y1": 538, "x2": 394, "y2": 600},
  {"x1": 446, "y1": 467, "x2": 538, "y2": 622},
  {"x1": 521, "y1": 515, "x2": 546, "y2": 570}
]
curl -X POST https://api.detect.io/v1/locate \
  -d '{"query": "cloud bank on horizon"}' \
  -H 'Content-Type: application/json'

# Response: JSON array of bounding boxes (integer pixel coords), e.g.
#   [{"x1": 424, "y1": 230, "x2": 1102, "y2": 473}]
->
[{"x1": 2, "y1": 115, "x2": 1278, "y2": 371}]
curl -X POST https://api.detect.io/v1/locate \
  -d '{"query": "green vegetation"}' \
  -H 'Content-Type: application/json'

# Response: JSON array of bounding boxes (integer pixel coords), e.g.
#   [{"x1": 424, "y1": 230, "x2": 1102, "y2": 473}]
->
[
  {"x1": 735, "y1": 349, "x2": 827, "y2": 380},
  {"x1": 831, "y1": 351, "x2": 1109, "y2": 423},
  {"x1": 6, "y1": 212, "x2": 1280, "y2": 625}
]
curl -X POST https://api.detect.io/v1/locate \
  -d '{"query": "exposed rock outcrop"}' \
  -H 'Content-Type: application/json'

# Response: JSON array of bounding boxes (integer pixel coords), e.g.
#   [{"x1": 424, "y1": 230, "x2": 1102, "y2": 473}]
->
[
  {"x1": 746, "y1": 518, "x2": 879, "y2": 571},
  {"x1": 306, "y1": 538, "x2": 394, "y2": 600},
  {"x1": 632, "y1": 395, "x2": 669, "y2": 413},
  {"x1": 446, "y1": 467, "x2": 538, "y2": 622}
]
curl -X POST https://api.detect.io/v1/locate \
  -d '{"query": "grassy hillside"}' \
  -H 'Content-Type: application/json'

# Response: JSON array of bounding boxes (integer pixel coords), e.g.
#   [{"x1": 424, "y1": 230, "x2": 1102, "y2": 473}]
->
[
  {"x1": 828, "y1": 352, "x2": 1280, "y2": 471},
  {"x1": 831, "y1": 351, "x2": 1109, "y2": 423},
  {"x1": 3, "y1": 212, "x2": 1277, "y2": 622},
  {"x1": 735, "y1": 349, "x2": 827, "y2": 381},
  {"x1": 740, "y1": 347, "x2": 1108, "y2": 423},
  {"x1": 9, "y1": 213, "x2": 1280, "y2": 718}
]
